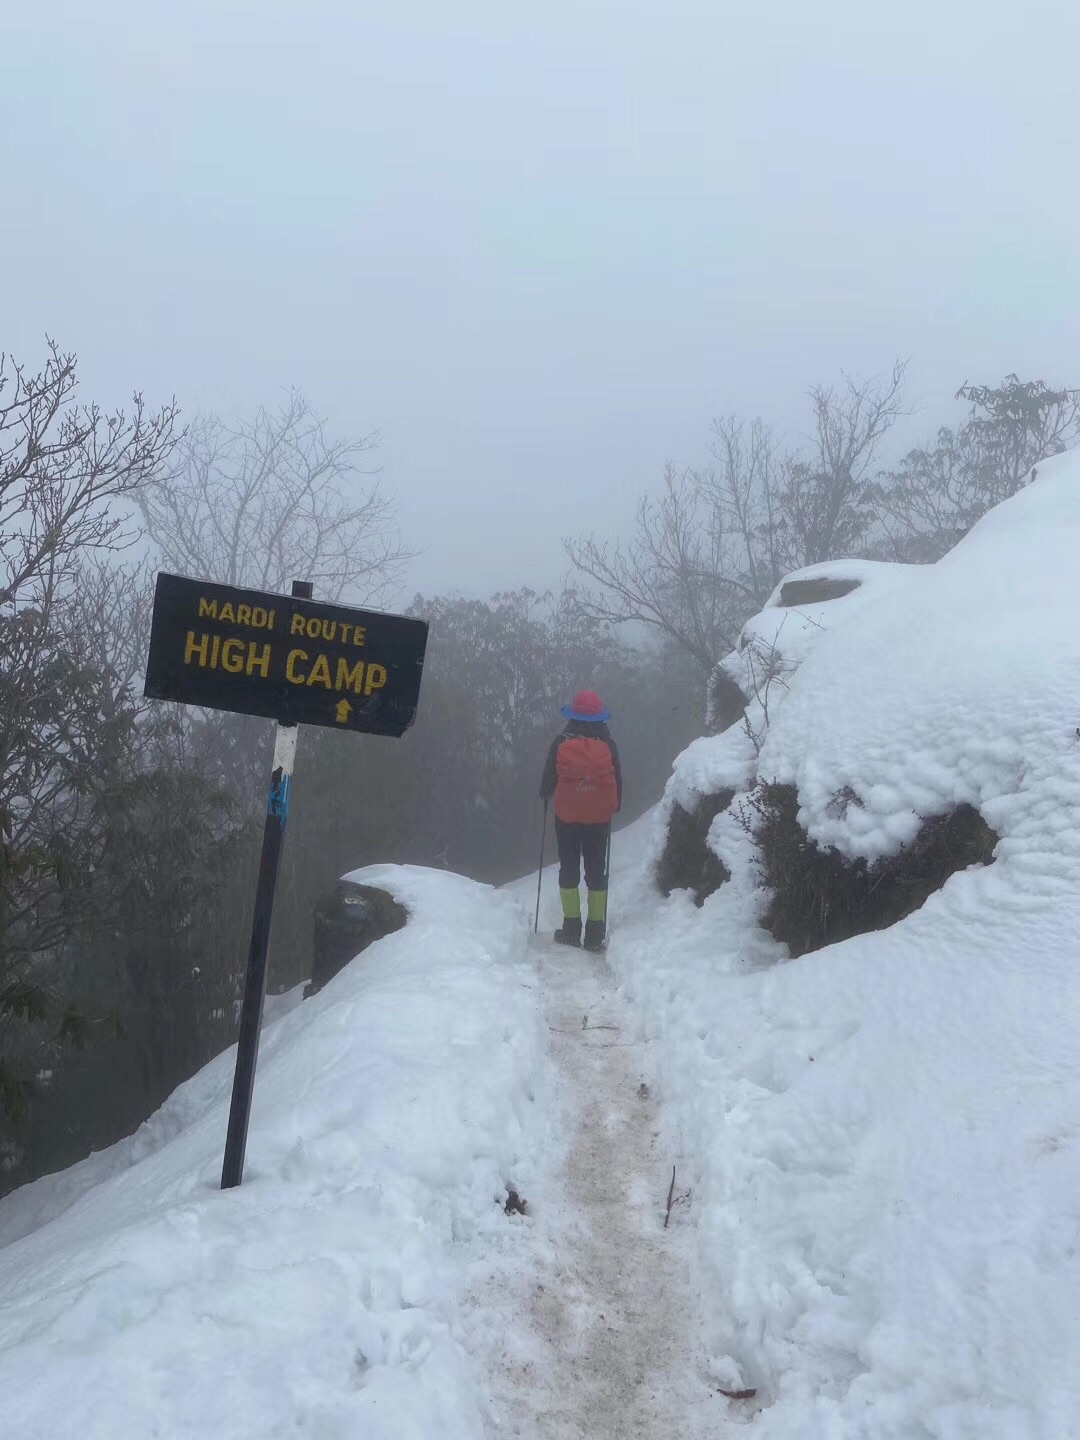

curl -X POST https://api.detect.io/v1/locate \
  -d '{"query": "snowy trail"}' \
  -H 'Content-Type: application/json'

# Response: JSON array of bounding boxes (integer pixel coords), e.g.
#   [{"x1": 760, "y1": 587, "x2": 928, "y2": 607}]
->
[{"x1": 476, "y1": 936, "x2": 730, "y2": 1439}]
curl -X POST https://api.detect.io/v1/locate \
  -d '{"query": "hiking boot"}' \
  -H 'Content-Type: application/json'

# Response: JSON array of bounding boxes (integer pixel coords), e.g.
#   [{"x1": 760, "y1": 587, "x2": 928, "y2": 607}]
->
[
  {"x1": 554, "y1": 918, "x2": 582, "y2": 947},
  {"x1": 583, "y1": 919, "x2": 606, "y2": 952}
]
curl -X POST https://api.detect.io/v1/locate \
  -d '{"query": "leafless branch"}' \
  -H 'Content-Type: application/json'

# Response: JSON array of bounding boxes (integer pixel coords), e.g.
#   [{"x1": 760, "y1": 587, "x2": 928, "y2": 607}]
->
[
  {"x1": 566, "y1": 365, "x2": 908, "y2": 679},
  {"x1": 0, "y1": 339, "x2": 178, "y2": 608},
  {"x1": 138, "y1": 390, "x2": 411, "y2": 603}
]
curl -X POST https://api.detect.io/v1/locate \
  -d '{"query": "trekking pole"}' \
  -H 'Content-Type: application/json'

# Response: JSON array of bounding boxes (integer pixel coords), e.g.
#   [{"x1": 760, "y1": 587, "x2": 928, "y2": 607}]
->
[
  {"x1": 604, "y1": 827, "x2": 612, "y2": 926},
  {"x1": 534, "y1": 801, "x2": 549, "y2": 934}
]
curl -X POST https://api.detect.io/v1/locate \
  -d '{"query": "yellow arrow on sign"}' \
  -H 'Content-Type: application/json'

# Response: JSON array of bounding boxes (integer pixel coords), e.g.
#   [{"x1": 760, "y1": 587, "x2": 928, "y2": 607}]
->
[{"x1": 335, "y1": 699, "x2": 353, "y2": 724}]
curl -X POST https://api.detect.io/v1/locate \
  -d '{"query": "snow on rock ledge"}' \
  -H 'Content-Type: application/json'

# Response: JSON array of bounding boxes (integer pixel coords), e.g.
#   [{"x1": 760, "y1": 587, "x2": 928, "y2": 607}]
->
[
  {"x1": 664, "y1": 558, "x2": 915, "y2": 905},
  {"x1": 709, "y1": 557, "x2": 916, "y2": 739},
  {"x1": 761, "y1": 452, "x2": 1080, "y2": 867}
]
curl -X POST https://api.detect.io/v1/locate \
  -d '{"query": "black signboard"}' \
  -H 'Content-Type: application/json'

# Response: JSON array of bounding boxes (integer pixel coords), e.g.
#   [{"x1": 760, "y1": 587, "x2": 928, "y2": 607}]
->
[{"x1": 144, "y1": 572, "x2": 427, "y2": 736}]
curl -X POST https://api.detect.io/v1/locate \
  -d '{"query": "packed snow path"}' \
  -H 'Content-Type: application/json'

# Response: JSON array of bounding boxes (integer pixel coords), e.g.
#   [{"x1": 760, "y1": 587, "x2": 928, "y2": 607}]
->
[{"x1": 477, "y1": 937, "x2": 729, "y2": 1438}]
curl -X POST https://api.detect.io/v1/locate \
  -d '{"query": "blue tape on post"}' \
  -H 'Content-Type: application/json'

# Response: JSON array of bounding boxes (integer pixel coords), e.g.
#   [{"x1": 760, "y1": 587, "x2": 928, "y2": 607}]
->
[{"x1": 268, "y1": 772, "x2": 291, "y2": 820}]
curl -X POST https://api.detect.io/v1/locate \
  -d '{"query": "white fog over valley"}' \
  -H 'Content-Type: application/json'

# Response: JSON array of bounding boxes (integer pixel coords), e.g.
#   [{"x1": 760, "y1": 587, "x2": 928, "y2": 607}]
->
[{"x1": 2, "y1": 3, "x2": 1080, "y2": 1438}]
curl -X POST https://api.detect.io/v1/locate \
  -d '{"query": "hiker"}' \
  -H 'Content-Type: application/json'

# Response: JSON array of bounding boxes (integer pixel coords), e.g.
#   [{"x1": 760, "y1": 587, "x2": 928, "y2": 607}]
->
[{"x1": 539, "y1": 690, "x2": 622, "y2": 951}]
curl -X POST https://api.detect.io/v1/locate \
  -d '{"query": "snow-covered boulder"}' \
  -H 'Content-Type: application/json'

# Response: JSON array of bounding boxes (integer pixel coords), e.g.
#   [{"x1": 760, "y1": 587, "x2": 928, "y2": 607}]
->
[
  {"x1": 707, "y1": 557, "x2": 916, "y2": 739},
  {"x1": 758, "y1": 458, "x2": 1078, "y2": 865},
  {"x1": 668, "y1": 558, "x2": 916, "y2": 906},
  {"x1": 308, "y1": 878, "x2": 408, "y2": 995}
]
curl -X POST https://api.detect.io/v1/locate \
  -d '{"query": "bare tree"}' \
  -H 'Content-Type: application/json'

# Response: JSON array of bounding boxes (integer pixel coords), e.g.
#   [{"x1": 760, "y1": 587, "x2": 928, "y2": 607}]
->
[
  {"x1": 138, "y1": 390, "x2": 409, "y2": 603},
  {"x1": 1, "y1": 342, "x2": 177, "y2": 908},
  {"x1": 702, "y1": 414, "x2": 785, "y2": 601},
  {"x1": 775, "y1": 360, "x2": 908, "y2": 568},
  {"x1": 0, "y1": 342, "x2": 177, "y2": 1121},
  {"x1": 565, "y1": 464, "x2": 752, "y2": 672},
  {"x1": 1, "y1": 340, "x2": 178, "y2": 608},
  {"x1": 566, "y1": 363, "x2": 908, "y2": 679},
  {"x1": 871, "y1": 375, "x2": 1080, "y2": 560}
]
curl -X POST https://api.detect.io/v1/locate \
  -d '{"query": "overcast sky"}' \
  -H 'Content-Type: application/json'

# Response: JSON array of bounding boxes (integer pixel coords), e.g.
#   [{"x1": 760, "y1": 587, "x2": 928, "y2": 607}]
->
[{"x1": 3, "y1": 0, "x2": 1079, "y2": 598}]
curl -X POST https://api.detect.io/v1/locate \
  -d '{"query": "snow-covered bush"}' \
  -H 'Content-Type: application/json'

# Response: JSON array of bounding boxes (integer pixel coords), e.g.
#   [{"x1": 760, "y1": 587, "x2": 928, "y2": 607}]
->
[
  {"x1": 655, "y1": 789, "x2": 733, "y2": 906},
  {"x1": 741, "y1": 783, "x2": 997, "y2": 956}
]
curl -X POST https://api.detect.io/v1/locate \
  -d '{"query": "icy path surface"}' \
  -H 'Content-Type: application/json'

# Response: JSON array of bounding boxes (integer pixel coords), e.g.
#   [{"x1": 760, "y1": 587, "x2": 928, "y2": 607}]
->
[{"x1": 474, "y1": 936, "x2": 729, "y2": 1439}]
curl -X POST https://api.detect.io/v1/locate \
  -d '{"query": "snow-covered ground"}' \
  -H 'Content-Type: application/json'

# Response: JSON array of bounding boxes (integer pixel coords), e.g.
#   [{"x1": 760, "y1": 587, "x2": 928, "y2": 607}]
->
[
  {"x1": 0, "y1": 818, "x2": 737, "y2": 1440},
  {"x1": 5, "y1": 456, "x2": 1080, "y2": 1439},
  {"x1": 612, "y1": 453, "x2": 1080, "y2": 1437},
  {"x1": 0, "y1": 868, "x2": 552, "y2": 1440}
]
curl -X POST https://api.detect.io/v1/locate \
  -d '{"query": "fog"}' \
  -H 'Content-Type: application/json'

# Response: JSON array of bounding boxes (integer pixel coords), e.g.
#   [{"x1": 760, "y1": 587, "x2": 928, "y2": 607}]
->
[
  {"x1": 3, "y1": 0, "x2": 1077, "y2": 595},
  {"x1": 9, "y1": 13, "x2": 1080, "y2": 1425}
]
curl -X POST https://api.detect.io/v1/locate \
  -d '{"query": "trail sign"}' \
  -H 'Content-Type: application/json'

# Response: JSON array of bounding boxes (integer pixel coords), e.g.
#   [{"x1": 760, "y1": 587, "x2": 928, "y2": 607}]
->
[
  {"x1": 144, "y1": 572, "x2": 427, "y2": 737},
  {"x1": 143, "y1": 572, "x2": 428, "y2": 1192}
]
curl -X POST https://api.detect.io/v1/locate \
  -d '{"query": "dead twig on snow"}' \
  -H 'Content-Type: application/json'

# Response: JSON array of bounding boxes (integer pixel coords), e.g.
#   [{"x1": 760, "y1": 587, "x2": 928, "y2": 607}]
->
[{"x1": 664, "y1": 1165, "x2": 676, "y2": 1228}]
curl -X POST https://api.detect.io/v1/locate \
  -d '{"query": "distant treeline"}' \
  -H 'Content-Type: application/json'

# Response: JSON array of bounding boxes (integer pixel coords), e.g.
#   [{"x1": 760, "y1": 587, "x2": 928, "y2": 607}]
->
[
  {"x1": 0, "y1": 349, "x2": 698, "y2": 1189},
  {"x1": 2, "y1": 344, "x2": 1073, "y2": 1190}
]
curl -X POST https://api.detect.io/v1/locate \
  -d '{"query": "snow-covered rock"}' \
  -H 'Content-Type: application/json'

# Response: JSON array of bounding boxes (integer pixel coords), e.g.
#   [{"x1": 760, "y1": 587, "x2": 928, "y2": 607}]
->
[
  {"x1": 615, "y1": 453, "x2": 1080, "y2": 1436},
  {"x1": 708, "y1": 557, "x2": 915, "y2": 740}
]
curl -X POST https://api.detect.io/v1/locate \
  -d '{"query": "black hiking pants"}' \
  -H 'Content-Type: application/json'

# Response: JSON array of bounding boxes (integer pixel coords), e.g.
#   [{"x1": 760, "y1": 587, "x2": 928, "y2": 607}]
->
[{"x1": 555, "y1": 818, "x2": 610, "y2": 891}]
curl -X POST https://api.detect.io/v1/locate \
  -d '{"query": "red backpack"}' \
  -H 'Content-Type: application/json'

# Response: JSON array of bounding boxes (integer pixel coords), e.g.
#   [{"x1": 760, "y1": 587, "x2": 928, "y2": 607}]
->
[{"x1": 554, "y1": 736, "x2": 618, "y2": 824}]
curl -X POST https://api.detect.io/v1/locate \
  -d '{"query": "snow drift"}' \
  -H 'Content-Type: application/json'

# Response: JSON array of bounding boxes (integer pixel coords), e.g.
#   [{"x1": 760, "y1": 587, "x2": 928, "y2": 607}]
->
[
  {"x1": 616, "y1": 453, "x2": 1080, "y2": 1436},
  {"x1": 0, "y1": 868, "x2": 549, "y2": 1440}
]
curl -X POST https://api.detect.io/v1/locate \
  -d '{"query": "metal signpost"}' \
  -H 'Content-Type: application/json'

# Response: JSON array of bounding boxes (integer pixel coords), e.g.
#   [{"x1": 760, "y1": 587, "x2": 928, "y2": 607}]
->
[{"x1": 144, "y1": 572, "x2": 428, "y2": 1189}]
